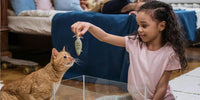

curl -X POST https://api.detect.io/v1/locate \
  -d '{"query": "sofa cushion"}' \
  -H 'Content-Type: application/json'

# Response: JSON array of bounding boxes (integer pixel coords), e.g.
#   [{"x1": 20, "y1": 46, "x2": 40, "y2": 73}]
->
[
  {"x1": 10, "y1": 0, "x2": 36, "y2": 15},
  {"x1": 54, "y1": 0, "x2": 83, "y2": 11},
  {"x1": 34, "y1": 0, "x2": 54, "y2": 10}
]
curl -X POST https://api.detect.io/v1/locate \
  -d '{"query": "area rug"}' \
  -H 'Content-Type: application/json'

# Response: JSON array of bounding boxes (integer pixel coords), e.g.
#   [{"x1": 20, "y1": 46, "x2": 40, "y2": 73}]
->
[
  {"x1": 0, "y1": 80, "x2": 4, "y2": 90},
  {"x1": 169, "y1": 67, "x2": 200, "y2": 100}
]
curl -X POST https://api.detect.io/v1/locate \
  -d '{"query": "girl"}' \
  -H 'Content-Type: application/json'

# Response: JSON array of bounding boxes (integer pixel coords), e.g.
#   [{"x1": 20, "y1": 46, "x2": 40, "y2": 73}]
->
[{"x1": 71, "y1": 1, "x2": 187, "y2": 100}]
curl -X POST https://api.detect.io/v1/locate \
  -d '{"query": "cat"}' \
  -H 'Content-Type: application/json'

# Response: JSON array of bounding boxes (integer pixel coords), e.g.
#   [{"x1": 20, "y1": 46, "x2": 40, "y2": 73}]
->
[{"x1": 0, "y1": 47, "x2": 75, "y2": 100}]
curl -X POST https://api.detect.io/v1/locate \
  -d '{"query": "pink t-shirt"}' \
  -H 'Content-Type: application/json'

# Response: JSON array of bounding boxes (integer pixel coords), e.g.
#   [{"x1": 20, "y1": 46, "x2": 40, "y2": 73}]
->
[{"x1": 125, "y1": 36, "x2": 181, "y2": 100}]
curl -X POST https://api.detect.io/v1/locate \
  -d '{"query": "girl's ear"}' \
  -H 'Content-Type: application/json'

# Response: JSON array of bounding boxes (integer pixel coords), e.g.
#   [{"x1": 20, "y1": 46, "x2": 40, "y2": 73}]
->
[
  {"x1": 159, "y1": 21, "x2": 166, "y2": 32},
  {"x1": 52, "y1": 48, "x2": 58, "y2": 59}
]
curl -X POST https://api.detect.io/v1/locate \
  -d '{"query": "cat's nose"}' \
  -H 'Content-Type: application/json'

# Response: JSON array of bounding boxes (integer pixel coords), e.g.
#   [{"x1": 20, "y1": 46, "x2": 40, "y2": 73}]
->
[{"x1": 69, "y1": 57, "x2": 75, "y2": 62}]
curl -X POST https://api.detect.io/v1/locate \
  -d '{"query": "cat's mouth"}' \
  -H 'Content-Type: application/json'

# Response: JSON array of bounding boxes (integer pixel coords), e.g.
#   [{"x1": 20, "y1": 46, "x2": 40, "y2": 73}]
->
[
  {"x1": 66, "y1": 62, "x2": 74, "y2": 67},
  {"x1": 65, "y1": 58, "x2": 75, "y2": 67}
]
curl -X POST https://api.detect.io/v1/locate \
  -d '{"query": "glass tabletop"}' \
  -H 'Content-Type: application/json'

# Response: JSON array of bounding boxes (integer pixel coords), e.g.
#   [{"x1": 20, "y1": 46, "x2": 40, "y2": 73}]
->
[{"x1": 53, "y1": 75, "x2": 147, "y2": 100}]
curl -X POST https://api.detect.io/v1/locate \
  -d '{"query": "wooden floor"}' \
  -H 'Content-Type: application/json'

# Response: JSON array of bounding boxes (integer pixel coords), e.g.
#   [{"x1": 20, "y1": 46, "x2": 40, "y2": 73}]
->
[
  {"x1": 170, "y1": 47, "x2": 200, "y2": 80},
  {"x1": 1, "y1": 47, "x2": 200, "y2": 85}
]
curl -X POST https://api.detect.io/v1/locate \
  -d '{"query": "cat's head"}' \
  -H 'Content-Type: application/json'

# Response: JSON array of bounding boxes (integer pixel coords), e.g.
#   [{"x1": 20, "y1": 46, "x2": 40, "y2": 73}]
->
[{"x1": 51, "y1": 47, "x2": 75, "y2": 72}]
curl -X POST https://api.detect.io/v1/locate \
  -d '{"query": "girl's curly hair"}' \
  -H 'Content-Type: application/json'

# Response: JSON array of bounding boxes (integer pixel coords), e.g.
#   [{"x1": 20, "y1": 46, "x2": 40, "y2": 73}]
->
[{"x1": 135, "y1": 1, "x2": 188, "y2": 70}]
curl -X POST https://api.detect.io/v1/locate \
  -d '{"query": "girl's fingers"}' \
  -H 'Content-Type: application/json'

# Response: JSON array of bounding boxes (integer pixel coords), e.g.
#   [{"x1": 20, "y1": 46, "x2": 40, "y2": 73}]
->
[
  {"x1": 71, "y1": 23, "x2": 77, "y2": 35},
  {"x1": 71, "y1": 24, "x2": 75, "y2": 33},
  {"x1": 71, "y1": 21, "x2": 89, "y2": 37},
  {"x1": 74, "y1": 22, "x2": 80, "y2": 35},
  {"x1": 128, "y1": 11, "x2": 137, "y2": 15},
  {"x1": 77, "y1": 23, "x2": 84, "y2": 36},
  {"x1": 80, "y1": 23, "x2": 89, "y2": 35},
  {"x1": 129, "y1": 11, "x2": 136, "y2": 15}
]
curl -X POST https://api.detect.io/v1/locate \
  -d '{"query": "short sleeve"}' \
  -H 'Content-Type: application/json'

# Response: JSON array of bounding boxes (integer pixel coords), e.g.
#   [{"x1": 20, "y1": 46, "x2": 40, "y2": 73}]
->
[
  {"x1": 165, "y1": 53, "x2": 181, "y2": 71},
  {"x1": 125, "y1": 36, "x2": 138, "y2": 53}
]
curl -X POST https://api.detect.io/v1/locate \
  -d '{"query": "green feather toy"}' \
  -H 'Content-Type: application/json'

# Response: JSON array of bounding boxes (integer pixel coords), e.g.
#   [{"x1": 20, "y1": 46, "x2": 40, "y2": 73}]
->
[{"x1": 74, "y1": 36, "x2": 82, "y2": 56}]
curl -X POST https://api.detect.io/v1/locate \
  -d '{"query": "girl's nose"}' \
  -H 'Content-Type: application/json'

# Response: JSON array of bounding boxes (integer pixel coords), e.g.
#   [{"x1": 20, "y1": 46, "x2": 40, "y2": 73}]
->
[{"x1": 137, "y1": 27, "x2": 142, "y2": 33}]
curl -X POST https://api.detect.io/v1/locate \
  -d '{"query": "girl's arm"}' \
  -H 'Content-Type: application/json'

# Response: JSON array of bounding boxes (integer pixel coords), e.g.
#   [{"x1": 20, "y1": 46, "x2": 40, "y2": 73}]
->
[
  {"x1": 71, "y1": 21, "x2": 125, "y2": 47},
  {"x1": 152, "y1": 71, "x2": 172, "y2": 100}
]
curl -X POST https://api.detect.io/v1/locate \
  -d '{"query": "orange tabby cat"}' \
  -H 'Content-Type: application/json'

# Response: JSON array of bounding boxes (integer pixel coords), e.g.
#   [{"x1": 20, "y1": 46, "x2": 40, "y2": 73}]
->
[{"x1": 0, "y1": 47, "x2": 75, "y2": 100}]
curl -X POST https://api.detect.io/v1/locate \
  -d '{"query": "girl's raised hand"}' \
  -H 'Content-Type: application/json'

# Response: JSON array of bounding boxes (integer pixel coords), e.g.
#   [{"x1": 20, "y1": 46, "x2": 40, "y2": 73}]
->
[
  {"x1": 129, "y1": 11, "x2": 137, "y2": 16},
  {"x1": 71, "y1": 21, "x2": 91, "y2": 37}
]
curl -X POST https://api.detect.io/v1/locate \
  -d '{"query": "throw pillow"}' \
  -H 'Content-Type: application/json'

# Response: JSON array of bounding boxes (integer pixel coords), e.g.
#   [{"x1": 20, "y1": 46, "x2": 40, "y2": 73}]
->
[
  {"x1": 10, "y1": 0, "x2": 36, "y2": 15},
  {"x1": 54, "y1": 0, "x2": 83, "y2": 11},
  {"x1": 34, "y1": 0, "x2": 54, "y2": 10}
]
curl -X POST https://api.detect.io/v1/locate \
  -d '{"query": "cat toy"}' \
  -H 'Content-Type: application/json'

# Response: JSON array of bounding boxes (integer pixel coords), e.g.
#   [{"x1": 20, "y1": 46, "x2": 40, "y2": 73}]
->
[{"x1": 74, "y1": 35, "x2": 82, "y2": 56}]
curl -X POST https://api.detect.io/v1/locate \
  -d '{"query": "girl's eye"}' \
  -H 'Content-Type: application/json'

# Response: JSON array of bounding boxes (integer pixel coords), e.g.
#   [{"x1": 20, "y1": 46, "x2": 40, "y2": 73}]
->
[{"x1": 142, "y1": 25, "x2": 147, "y2": 28}]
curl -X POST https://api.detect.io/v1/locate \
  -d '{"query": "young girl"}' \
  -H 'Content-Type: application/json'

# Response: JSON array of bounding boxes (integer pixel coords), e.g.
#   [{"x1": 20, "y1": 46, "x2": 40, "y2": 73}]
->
[{"x1": 71, "y1": 1, "x2": 187, "y2": 100}]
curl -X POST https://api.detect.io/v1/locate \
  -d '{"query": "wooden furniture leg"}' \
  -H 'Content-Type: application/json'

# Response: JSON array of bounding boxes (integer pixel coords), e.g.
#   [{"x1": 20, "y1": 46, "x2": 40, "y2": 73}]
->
[{"x1": 1, "y1": 0, "x2": 12, "y2": 57}]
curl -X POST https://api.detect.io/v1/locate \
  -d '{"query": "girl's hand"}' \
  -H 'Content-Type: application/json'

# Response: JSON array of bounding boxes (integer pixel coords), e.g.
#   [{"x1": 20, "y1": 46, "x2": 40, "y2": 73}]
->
[
  {"x1": 80, "y1": 0, "x2": 88, "y2": 10},
  {"x1": 71, "y1": 21, "x2": 91, "y2": 37},
  {"x1": 129, "y1": 11, "x2": 137, "y2": 15}
]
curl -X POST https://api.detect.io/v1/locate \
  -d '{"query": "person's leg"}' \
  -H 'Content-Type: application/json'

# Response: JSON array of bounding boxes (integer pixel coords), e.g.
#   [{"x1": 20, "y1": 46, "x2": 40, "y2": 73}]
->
[{"x1": 102, "y1": 0, "x2": 130, "y2": 14}]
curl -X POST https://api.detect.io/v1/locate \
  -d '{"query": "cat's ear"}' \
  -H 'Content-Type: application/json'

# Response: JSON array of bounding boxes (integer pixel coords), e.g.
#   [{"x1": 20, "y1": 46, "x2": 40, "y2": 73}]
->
[
  {"x1": 62, "y1": 46, "x2": 66, "y2": 52},
  {"x1": 52, "y1": 48, "x2": 58, "y2": 58}
]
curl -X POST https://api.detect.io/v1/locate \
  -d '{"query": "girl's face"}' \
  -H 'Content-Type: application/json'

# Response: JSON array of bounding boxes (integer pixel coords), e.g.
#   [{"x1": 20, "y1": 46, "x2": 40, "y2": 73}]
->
[{"x1": 136, "y1": 11, "x2": 164, "y2": 44}]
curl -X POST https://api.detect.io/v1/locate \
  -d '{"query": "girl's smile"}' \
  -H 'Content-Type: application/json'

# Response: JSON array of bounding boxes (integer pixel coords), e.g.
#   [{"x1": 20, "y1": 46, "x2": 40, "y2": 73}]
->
[{"x1": 139, "y1": 34, "x2": 145, "y2": 38}]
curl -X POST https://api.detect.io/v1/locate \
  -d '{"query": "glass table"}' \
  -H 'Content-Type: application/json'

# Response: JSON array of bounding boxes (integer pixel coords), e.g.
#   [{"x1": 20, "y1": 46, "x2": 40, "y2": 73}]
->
[{"x1": 53, "y1": 75, "x2": 147, "y2": 100}]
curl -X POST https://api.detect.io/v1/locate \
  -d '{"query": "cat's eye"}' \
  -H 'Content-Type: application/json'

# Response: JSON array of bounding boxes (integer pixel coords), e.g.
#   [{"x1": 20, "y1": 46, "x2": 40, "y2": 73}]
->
[{"x1": 64, "y1": 56, "x2": 67, "y2": 58}]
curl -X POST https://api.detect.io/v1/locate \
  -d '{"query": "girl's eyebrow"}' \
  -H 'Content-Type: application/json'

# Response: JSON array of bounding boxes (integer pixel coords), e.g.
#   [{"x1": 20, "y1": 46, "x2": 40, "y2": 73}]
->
[{"x1": 140, "y1": 21, "x2": 147, "y2": 23}]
